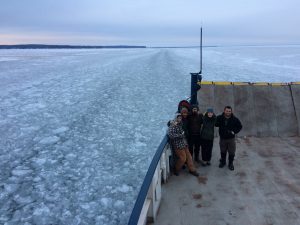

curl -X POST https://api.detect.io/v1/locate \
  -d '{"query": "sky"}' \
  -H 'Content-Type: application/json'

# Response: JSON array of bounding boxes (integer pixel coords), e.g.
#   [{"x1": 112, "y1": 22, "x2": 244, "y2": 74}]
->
[{"x1": 0, "y1": 0, "x2": 299, "y2": 46}]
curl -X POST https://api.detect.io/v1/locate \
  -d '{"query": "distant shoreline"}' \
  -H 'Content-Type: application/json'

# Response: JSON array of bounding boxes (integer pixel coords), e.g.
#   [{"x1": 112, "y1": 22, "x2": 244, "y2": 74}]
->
[
  {"x1": 0, "y1": 44, "x2": 147, "y2": 49},
  {"x1": 0, "y1": 44, "x2": 299, "y2": 49}
]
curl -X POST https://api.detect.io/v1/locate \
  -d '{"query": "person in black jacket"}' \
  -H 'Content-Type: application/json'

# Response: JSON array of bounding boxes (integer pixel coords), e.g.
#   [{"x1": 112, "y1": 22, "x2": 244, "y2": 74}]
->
[
  {"x1": 188, "y1": 105, "x2": 203, "y2": 163},
  {"x1": 215, "y1": 106, "x2": 242, "y2": 170},
  {"x1": 200, "y1": 108, "x2": 216, "y2": 166}
]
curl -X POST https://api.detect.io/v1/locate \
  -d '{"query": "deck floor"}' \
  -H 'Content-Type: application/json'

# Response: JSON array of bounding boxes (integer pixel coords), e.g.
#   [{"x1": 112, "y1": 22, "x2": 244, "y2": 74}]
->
[{"x1": 153, "y1": 137, "x2": 300, "y2": 225}]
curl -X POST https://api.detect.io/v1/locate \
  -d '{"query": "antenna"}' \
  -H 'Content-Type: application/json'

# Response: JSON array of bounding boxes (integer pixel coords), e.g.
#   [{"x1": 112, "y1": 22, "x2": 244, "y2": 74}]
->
[
  {"x1": 190, "y1": 27, "x2": 203, "y2": 105},
  {"x1": 199, "y1": 27, "x2": 202, "y2": 74}
]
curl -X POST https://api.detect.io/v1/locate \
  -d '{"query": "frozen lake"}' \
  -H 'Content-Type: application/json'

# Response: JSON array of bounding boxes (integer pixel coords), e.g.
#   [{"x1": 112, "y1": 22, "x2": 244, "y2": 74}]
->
[{"x1": 0, "y1": 46, "x2": 300, "y2": 225}]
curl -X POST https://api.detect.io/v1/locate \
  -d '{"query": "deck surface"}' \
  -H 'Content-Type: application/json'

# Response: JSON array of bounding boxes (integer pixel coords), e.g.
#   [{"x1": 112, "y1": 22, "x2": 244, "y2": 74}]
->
[{"x1": 153, "y1": 137, "x2": 300, "y2": 225}]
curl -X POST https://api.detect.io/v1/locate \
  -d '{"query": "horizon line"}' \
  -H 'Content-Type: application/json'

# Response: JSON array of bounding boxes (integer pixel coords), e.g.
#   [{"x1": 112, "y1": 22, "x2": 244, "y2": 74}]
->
[{"x1": 1, "y1": 43, "x2": 300, "y2": 49}]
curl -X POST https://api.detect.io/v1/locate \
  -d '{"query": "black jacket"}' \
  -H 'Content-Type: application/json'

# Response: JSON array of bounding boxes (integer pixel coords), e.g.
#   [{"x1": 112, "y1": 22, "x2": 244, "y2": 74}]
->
[
  {"x1": 188, "y1": 113, "x2": 203, "y2": 136},
  {"x1": 200, "y1": 113, "x2": 216, "y2": 140},
  {"x1": 215, "y1": 113, "x2": 242, "y2": 139}
]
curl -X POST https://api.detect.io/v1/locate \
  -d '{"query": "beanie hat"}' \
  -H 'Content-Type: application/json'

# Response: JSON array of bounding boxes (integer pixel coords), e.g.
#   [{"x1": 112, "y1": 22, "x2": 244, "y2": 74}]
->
[
  {"x1": 207, "y1": 108, "x2": 214, "y2": 113},
  {"x1": 191, "y1": 104, "x2": 199, "y2": 110},
  {"x1": 180, "y1": 107, "x2": 189, "y2": 113}
]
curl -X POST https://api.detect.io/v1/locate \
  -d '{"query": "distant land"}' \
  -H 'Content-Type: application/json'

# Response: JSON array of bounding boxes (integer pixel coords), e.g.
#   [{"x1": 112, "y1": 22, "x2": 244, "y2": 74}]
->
[{"x1": 0, "y1": 44, "x2": 147, "y2": 49}]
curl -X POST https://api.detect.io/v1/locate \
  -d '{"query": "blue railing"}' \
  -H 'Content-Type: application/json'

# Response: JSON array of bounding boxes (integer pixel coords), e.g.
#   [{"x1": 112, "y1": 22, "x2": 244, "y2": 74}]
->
[{"x1": 127, "y1": 135, "x2": 169, "y2": 225}]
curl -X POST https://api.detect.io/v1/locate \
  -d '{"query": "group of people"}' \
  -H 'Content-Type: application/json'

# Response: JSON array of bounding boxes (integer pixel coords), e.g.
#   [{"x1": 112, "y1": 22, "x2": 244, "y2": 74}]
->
[{"x1": 167, "y1": 104, "x2": 242, "y2": 177}]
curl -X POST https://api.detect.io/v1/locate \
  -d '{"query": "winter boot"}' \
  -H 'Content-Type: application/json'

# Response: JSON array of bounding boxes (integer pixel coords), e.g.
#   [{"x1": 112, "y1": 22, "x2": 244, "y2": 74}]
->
[
  {"x1": 219, "y1": 152, "x2": 226, "y2": 168},
  {"x1": 189, "y1": 170, "x2": 199, "y2": 177},
  {"x1": 228, "y1": 154, "x2": 235, "y2": 171}
]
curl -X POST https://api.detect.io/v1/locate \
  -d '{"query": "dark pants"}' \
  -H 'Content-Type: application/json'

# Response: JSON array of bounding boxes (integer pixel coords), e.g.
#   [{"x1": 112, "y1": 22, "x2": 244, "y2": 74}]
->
[
  {"x1": 201, "y1": 139, "x2": 214, "y2": 162},
  {"x1": 188, "y1": 135, "x2": 201, "y2": 161},
  {"x1": 219, "y1": 138, "x2": 236, "y2": 164}
]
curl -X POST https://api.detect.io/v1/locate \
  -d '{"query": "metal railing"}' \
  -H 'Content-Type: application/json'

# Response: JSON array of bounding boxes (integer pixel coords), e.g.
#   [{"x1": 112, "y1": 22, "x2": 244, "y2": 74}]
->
[{"x1": 127, "y1": 134, "x2": 172, "y2": 225}]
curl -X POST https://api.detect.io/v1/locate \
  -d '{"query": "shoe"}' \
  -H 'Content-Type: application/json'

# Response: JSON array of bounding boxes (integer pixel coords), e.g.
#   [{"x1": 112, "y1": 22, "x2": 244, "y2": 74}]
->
[
  {"x1": 219, "y1": 161, "x2": 226, "y2": 168},
  {"x1": 174, "y1": 171, "x2": 179, "y2": 176},
  {"x1": 195, "y1": 159, "x2": 201, "y2": 163},
  {"x1": 228, "y1": 155, "x2": 235, "y2": 171},
  {"x1": 228, "y1": 164, "x2": 234, "y2": 171},
  {"x1": 201, "y1": 161, "x2": 207, "y2": 167},
  {"x1": 206, "y1": 162, "x2": 211, "y2": 166},
  {"x1": 189, "y1": 171, "x2": 199, "y2": 177}
]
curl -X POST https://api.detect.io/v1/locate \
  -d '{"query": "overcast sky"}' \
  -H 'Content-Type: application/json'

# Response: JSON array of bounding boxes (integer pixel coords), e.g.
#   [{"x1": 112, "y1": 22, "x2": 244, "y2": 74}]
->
[{"x1": 0, "y1": 0, "x2": 299, "y2": 46}]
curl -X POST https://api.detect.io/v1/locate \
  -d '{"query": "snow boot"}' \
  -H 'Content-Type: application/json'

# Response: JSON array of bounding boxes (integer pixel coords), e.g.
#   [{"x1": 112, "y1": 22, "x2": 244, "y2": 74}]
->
[
  {"x1": 219, "y1": 152, "x2": 226, "y2": 168},
  {"x1": 228, "y1": 154, "x2": 235, "y2": 171},
  {"x1": 189, "y1": 170, "x2": 199, "y2": 177}
]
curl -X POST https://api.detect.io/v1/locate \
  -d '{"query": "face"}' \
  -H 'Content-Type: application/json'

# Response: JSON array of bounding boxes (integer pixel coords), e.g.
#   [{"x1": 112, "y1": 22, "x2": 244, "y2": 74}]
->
[
  {"x1": 181, "y1": 110, "x2": 188, "y2": 118},
  {"x1": 176, "y1": 116, "x2": 182, "y2": 123},
  {"x1": 207, "y1": 112, "x2": 213, "y2": 117},
  {"x1": 224, "y1": 108, "x2": 232, "y2": 117},
  {"x1": 192, "y1": 108, "x2": 198, "y2": 114}
]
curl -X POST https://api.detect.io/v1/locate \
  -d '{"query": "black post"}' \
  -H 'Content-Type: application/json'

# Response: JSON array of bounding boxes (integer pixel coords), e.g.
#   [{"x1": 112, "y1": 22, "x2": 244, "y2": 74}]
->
[{"x1": 190, "y1": 73, "x2": 201, "y2": 105}]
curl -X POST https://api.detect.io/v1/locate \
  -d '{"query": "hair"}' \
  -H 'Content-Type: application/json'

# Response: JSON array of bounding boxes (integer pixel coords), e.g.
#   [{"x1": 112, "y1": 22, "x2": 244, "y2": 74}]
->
[{"x1": 224, "y1": 105, "x2": 232, "y2": 111}]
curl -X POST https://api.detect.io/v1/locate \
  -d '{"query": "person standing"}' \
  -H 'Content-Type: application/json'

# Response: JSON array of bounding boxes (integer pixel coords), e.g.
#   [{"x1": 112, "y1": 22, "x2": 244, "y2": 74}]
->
[
  {"x1": 188, "y1": 105, "x2": 203, "y2": 163},
  {"x1": 168, "y1": 114, "x2": 199, "y2": 177},
  {"x1": 180, "y1": 107, "x2": 190, "y2": 140},
  {"x1": 200, "y1": 108, "x2": 216, "y2": 166},
  {"x1": 215, "y1": 106, "x2": 242, "y2": 170}
]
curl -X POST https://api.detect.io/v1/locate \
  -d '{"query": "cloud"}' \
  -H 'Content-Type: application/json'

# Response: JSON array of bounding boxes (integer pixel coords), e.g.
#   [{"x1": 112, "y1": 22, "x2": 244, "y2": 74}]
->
[{"x1": 0, "y1": 0, "x2": 299, "y2": 45}]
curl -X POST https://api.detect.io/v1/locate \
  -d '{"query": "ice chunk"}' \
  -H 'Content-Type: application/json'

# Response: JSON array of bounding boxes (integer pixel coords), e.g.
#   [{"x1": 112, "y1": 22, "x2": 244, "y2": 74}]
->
[
  {"x1": 114, "y1": 200, "x2": 125, "y2": 208},
  {"x1": 65, "y1": 153, "x2": 76, "y2": 160},
  {"x1": 14, "y1": 195, "x2": 33, "y2": 204},
  {"x1": 53, "y1": 126, "x2": 69, "y2": 134},
  {"x1": 11, "y1": 168, "x2": 32, "y2": 176},
  {"x1": 39, "y1": 136, "x2": 60, "y2": 144},
  {"x1": 117, "y1": 184, "x2": 132, "y2": 193},
  {"x1": 135, "y1": 141, "x2": 147, "y2": 147},
  {"x1": 35, "y1": 158, "x2": 47, "y2": 165},
  {"x1": 100, "y1": 197, "x2": 112, "y2": 207},
  {"x1": 4, "y1": 183, "x2": 19, "y2": 194},
  {"x1": 81, "y1": 203, "x2": 90, "y2": 210},
  {"x1": 32, "y1": 203, "x2": 51, "y2": 225}
]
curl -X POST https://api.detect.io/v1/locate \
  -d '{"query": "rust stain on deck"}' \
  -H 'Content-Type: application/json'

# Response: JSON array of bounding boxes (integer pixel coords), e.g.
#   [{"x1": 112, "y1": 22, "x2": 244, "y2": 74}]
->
[
  {"x1": 192, "y1": 193, "x2": 202, "y2": 200},
  {"x1": 197, "y1": 176, "x2": 207, "y2": 184}
]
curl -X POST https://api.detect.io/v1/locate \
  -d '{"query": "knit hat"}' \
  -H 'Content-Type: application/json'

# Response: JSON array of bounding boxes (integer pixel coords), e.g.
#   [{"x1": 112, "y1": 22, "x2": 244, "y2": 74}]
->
[
  {"x1": 207, "y1": 108, "x2": 214, "y2": 113},
  {"x1": 180, "y1": 107, "x2": 189, "y2": 113},
  {"x1": 191, "y1": 104, "x2": 199, "y2": 110}
]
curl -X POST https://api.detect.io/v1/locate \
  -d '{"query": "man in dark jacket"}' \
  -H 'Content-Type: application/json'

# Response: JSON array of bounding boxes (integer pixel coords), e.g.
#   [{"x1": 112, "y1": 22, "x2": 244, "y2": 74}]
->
[
  {"x1": 188, "y1": 105, "x2": 203, "y2": 163},
  {"x1": 215, "y1": 106, "x2": 242, "y2": 170}
]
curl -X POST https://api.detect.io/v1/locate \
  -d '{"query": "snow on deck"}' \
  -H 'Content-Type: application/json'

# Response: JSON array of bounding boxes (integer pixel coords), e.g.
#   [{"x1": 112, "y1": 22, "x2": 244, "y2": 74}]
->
[{"x1": 154, "y1": 137, "x2": 300, "y2": 225}]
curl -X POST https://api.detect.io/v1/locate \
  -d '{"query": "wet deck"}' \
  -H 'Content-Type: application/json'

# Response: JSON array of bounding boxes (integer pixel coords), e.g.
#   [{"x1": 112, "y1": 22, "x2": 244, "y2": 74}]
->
[{"x1": 153, "y1": 137, "x2": 300, "y2": 225}]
